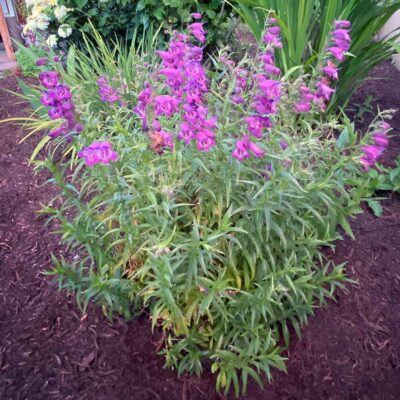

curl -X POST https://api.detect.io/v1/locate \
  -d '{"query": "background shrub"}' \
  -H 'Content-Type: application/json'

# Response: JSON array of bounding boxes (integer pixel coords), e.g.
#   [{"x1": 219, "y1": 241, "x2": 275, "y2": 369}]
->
[{"x1": 25, "y1": 0, "x2": 234, "y2": 49}]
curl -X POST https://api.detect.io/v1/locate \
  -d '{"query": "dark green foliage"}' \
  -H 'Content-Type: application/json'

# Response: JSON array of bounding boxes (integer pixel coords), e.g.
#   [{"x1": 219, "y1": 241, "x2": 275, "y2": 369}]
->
[{"x1": 55, "y1": 0, "x2": 233, "y2": 46}]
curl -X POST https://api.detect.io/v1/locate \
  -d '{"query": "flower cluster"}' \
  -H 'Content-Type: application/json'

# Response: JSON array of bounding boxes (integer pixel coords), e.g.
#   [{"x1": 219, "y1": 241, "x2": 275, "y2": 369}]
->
[
  {"x1": 232, "y1": 19, "x2": 282, "y2": 161},
  {"x1": 133, "y1": 13, "x2": 217, "y2": 153},
  {"x1": 39, "y1": 71, "x2": 82, "y2": 138},
  {"x1": 294, "y1": 20, "x2": 351, "y2": 113},
  {"x1": 78, "y1": 142, "x2": 118, "y2": 167},
  {"x1": 23, "y1": 0, "x2": 73, "y2": 48},
  {"x1": 360, "y1": 122, "x2": 391, "y2": 171},
  {"x1": 97, "y1": 76, "x2": 120, "y2": 103}
]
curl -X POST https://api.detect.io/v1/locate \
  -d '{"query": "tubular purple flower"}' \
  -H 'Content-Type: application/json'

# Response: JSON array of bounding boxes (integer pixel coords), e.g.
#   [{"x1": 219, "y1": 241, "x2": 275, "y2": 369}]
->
[
  {"x1": 40, "y1": 91, "x2": 57, "y2": 107},
  {"x1": 39, "y1": 71, "x2": 59, "y2": 89},
  {"x1": 373, "y1": 132, "x2": 388, "y2": 147},
  {"x1": 48, "y1": 107, "x2": 64, "y2": 120},
  {"x1": 316, "y1": 79, "x2": 336, "y2": 101},
  {"x1": 249, "y1": 141, "x2": 265, "y2": 158},
  {"x1": 245, "y1": 115, "x2": 271, "y2": 138},
  {"x1": 279, "y1": 140, "x2": 288, "y2": 150},
  {"x1": 188, "y1": 23, "x2": 206, "y2": 43},
  {"x1": 232, "y1": 94, "x2": 244, "y2": 104},
  {"x1": 196, "y1": 130, "x2": 215, "y2": 151},
  {"x1": 232, "y1": 139, "x2": 250, "y2": 161},
  {"x1": 294, "y1": 102, "x2": 311, "y2": 113},
  {"x1": 78, "y1": 142, "x2": 119, "y2": 167},
  {"x1": 321, "y1": 60, "x2": 339, "y2": 80},
  {"x1": 178, "y1": 122, "x2": 195, "y2": 144},
  {"x1": 327, "y1": 47, "x2": 346, "y2": 62}
]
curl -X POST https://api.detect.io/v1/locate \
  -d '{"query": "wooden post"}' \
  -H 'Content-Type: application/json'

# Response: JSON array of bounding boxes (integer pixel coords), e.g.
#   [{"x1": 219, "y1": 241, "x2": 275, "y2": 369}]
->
[{"x1": 0, "y1": 3, "x2": 15, "y2": 61}]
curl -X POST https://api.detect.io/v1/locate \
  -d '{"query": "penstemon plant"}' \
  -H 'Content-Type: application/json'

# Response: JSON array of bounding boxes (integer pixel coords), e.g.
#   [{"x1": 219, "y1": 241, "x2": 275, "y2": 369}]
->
[{"x1": 16, "y1": 13, "x2": 394, "y2": 397}]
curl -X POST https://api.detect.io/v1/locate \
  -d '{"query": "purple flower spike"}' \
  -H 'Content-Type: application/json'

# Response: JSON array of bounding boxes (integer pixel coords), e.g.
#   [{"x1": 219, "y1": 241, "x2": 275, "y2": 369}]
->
[{"x1": 78, "y1": 141, "x2": 119, "y2": 167}]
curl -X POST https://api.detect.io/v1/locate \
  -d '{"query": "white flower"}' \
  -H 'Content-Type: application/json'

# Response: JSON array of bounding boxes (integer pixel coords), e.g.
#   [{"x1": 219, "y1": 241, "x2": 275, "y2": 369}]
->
[
  {"x1": 46, "y1": 34, "x2": 58, "y2": 48},
  {"x1": 35, "y1": 14, "x2": 50, "y2": 30},
  {"x1": 54, "y1": 5, "x2": 71, "y2": 21},
  {"x1": 58, "y1": 24, "x2": 72, "y2": 38}
]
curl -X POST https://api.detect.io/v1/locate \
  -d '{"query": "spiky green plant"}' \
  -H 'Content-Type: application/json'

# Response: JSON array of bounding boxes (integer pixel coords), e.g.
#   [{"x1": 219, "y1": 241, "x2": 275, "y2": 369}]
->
[
  {"x1": 9, "y1": 21, "x2": 394, "y2": 397},
  {"x1": 232, "y1": 0, "x2": 400, "y2": 110}
]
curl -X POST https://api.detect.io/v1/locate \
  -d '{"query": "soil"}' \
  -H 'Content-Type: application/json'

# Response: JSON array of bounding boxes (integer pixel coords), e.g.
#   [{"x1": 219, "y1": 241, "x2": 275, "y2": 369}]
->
[{"x1": 0, "y1": 61, "x2": 400, "y2": 400}]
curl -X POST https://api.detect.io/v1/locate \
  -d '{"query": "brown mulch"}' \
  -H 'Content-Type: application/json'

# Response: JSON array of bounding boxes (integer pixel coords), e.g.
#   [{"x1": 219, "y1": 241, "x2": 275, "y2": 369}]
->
[{"x1": 0, "y1": 61, "x2": 400, "y2": 400}]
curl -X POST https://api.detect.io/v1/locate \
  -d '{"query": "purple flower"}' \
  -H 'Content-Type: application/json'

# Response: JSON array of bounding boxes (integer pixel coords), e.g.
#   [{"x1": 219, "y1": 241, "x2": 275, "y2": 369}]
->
[
  {"x1": 245, "y1": 115, "x2": 271, "y2": 138},
  {"x1": 373, "y1": 132, "x2": 388, "y2": 147},
  {"x1": 188, "y1": 23, "x2": 206, "y2": 43},
  {"x1": 264, "y1": 64, "x2": 281, "y2": 76},
  {"x1": 35, "y1": 57, "x2": 48, "y2": 66},
  {"x1": 232, "y1": 94, "x2": 244, "y2": 104},
  {"x1": 78, "y1": 141, "x2": 118, "y2": 167},
  {"x1": 53, "y1": 56, "x2": 61, "y2": 63},
  {"x1": 155, "y1": 95, "x2": 180, "y2": 117},
  {"x1": 380, "y1": 122, "x2": 391, "y2": 131},
  {"x1": 327, "y1": 47, "x2": 346, "y2": 62},
  {"x1": 40, "y1": 91, "x2": 57, "y2": 107},
  {"x1": 279, "y1": 140, "x2": 288, "y2": 150},
  {"x1": 160, "y1": 130, "x2": 174, "y2": 150},
  {"x1": 178, "y1": 121, "x2": 195, "y2": 144},
  {"x1": 54, "y1": 84, "x2": 72, "y2": 101},
  {"x1": 196, "y1": 129, "x2": 215, "y2": 151},
  {"x1": 191, "y1": 13, "x2": 202, "y2": 19},
  {"x1": 48, "y1": 106, "x2": 64, "y2": 120},
  {"x1": 249, "y1": 141, "x2": 265, "y2": 158},
  {"x1": 321, "y1": 60, "x2": 339, "y2": 80},
  {"x1": 48, "y1": 125, "x2": 67, "y2": 138},
  {"x1": 316, "y1": 79, "x2": 335, "y2": 101},
  {"x1": 39, "y1": 71, "x2": 59, "y2": 89},
  {"x1": 262, "y1": 27, "x2": 282, "y2": 48},
  {"x1": 361, "y1": 144, "x2": 384, "y2": 161},
  {"x1": 258, "y1": 78, "x2": 281, "y2": 99},
  {"x1": 294, "y1": 102, "x2": 311, "y2": 113},
  {"x1": 232, "y1": 138, "x2": 250, "y2": 161},
  {"x1": 61, "y1": 101, "x2": 74, "y2": 112},
  {"x1": 299, "y1": 86, "x2": 314, "y2": 102}
]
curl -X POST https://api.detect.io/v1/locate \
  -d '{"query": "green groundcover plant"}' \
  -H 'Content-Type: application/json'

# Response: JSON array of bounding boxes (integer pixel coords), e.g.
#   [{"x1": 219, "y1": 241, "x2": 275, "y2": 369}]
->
[
  {"x1": 233, "y1": 0, "x2": 400, "y2": 111},
  {"x1": 13, "y1": 14, "x2": 395, "y2": 397}
]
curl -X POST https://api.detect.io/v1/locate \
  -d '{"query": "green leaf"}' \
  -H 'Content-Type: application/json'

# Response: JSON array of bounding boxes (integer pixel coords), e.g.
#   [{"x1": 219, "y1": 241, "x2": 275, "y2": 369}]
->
[{"x1": 367, "y1": 199, "x2": 383, "y2": 218}]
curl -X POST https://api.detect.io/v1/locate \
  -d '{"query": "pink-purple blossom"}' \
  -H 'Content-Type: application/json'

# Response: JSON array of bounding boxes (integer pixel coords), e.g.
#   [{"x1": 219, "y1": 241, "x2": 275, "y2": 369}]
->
[
  {"x1": 78, "y1": 142, "x2": 118, "y2": 167},
  {"x1": 188, "y1": 23, "x2": 206, "y2": 43},
  {"x1": 39, "y1": 71, "x2": 59, "y2": 89}
]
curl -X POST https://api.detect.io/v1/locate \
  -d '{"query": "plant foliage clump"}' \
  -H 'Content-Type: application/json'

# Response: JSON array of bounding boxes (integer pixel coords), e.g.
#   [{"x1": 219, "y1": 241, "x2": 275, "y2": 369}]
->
[
  {"x1": 15, "y1": 15, "x2": 394, "y2": 397},
  {"x1": 233, "y1": 0, "x2": 400, "y2": 110}
]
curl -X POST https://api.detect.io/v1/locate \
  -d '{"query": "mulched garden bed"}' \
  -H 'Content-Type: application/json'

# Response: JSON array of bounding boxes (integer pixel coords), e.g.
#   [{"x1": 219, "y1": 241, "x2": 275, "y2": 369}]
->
[{"x1": 0, "y1": 61, "x2": 399, "y2": 400}]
